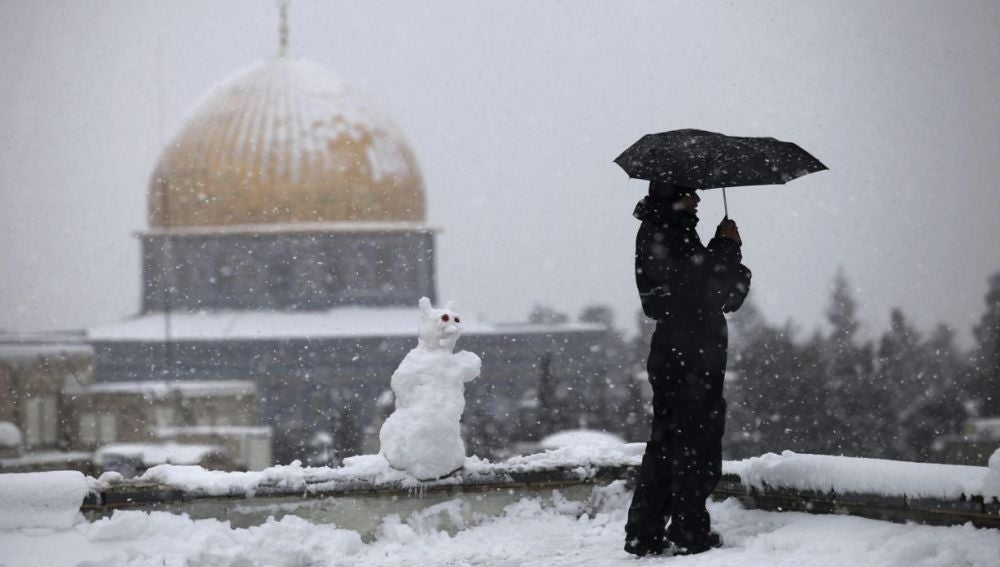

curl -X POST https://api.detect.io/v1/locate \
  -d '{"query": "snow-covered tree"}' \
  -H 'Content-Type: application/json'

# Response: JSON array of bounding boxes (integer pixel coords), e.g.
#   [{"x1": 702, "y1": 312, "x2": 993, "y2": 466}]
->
[
  {"x1": 914, "y1": 323, "x2": 972, "y2": 460},
  {"x1": 529, "y1": 304, "x2": 569, "y2": 325},
  {"x1": 876, "y1": 309, "x2": 927, "y2": 460},
  {"x1": 577, "y1": 305, "x2": 642, "y2": 439},
  {"x1": 729, "y1": 315, "x2": 828, "y2": 456},
  {"x1": 819, "y1": 271, "x2": 884, "y2": 456},
  {"x1": 972, "y1": 272, "x2": 1000, "y2": 416}
]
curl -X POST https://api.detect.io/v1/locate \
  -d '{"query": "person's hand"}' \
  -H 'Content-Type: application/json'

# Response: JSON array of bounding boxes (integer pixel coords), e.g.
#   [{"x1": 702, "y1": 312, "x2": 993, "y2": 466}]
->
[{"x1": 716, "y1": 218, "x2": 742, "y2": 246}]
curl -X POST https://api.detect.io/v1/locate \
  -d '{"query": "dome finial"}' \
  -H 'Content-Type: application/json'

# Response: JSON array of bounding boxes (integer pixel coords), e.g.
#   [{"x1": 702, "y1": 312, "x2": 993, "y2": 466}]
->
[{"x1": 277, "y1": 0, "x2": 290, "y2": 57}]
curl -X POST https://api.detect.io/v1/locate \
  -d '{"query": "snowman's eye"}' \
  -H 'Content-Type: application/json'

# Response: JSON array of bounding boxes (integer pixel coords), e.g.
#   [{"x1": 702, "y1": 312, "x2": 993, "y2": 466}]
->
[
  {"x1": 441, "y1": 314, "x2": 450, "y2": 322},
  {"x1": 455, "y1": 317, "x2": 461, "y2": 323}
]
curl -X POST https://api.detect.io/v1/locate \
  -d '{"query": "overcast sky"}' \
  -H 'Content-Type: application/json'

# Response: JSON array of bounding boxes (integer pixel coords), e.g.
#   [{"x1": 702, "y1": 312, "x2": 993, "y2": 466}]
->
[{"x1": 2, "y1": 1, "x2": 999, "y2": 346}]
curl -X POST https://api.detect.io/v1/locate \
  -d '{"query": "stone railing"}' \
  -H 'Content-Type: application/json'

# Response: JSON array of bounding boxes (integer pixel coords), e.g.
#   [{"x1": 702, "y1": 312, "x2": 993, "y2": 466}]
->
[{"x1": 74, "y1": 450, "x2": 999, "y2": 533}]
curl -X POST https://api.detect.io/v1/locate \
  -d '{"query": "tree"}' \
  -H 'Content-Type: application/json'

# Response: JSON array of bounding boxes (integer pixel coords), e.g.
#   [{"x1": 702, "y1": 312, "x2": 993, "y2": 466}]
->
[
  {"x1": 972, "y1": 272, "x2": 1000, "y2": 416},
  {"x1": 820, "y1": 270, "x2": 886, "y2": 457},
  {"x1": 529, "y1": 305, "x2": 569, "y2": 325},
  {"x1": 579, "y1": 305, "x2": 615, "y2": 328},
  {"x1": 624, "y1": 309, "x2": 658, "y2": 440},
  {"x1": 729, "y1": 318, "x2": 827, "y2": 457},
  {"x1": 876, "y1": 308, "x2": 927, "y2": 460},
  {"x1": 535, "y1": 351, "x2": 566, "y2": 431},
  {"x1": 912, "y1": 323, "x2": 972, "y2": 461},
  {"x1": 726, "y1": 297, "x2": 769, "y2": 355},
  {"x1": 577, "y1": 304, "x2": 639, "y2": 437}
]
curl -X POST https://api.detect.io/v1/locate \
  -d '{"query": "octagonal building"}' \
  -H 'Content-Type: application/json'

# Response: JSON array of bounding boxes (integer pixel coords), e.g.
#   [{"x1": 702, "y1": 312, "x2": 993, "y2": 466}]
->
[{"x1": 144, "y1": 57, "x2": 433, "y2": 311}]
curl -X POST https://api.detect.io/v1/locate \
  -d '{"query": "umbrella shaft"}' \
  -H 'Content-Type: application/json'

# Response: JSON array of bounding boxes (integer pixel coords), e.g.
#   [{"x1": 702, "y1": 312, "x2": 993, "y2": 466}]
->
[{"x1": 723, "y1": 187, "x2": 729, "y2": 218}]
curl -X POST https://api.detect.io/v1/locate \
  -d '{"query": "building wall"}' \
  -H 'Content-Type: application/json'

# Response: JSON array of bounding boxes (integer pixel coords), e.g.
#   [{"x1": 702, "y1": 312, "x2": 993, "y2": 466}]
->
[
  {"x1": 159, "y1": 426, "x2": 273, "y2": 470},
  {"x1": 91, "y1": 327, "x2": 611, "y2": 463},
  {"x1": 64, "y1": 388, "x2": 260, "y2": 451},
  {"x1": 141, "y1": 230, "x2": 436, "y2": 312},
  {"x1": 64, "y1": 392, "x2": 148, "y2": 449},
  {"x1": 0, "y1": 345, "x2": 93, "y2": 451}
]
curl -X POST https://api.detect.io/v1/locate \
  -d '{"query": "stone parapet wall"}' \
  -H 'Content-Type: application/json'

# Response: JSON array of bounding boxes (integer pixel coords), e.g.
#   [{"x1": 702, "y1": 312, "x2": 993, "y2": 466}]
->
[{"x1": 78, "y1": 453, "x2": 1000, "y2": 530}]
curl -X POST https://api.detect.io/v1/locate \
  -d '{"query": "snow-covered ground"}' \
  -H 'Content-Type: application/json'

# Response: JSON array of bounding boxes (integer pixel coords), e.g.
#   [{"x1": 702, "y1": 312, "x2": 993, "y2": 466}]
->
[{"x1": 1, "y1": 484, "x2": 997, "y2": 567}]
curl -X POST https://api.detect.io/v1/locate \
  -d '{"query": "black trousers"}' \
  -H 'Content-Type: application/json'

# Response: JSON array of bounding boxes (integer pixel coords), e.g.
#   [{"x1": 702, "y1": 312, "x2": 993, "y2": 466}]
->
[{"x1": 625, "y1": 316, "x2": 728, "y2": 548}]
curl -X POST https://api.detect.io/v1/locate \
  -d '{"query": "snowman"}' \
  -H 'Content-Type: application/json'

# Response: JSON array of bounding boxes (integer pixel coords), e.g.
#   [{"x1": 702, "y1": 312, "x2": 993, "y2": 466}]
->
[{"x1": 379, "y1": 297, "x2": 482, "y2": 480}]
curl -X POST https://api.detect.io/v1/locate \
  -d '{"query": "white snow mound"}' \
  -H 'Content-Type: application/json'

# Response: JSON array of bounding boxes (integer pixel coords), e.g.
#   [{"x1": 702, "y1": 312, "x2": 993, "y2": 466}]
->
[
  {"x1": 981, "y1": 447, "x2": 1000, "y2": 498},
  {"x1": 0, "y1": 471, "x2": 89, "y2": 531}
]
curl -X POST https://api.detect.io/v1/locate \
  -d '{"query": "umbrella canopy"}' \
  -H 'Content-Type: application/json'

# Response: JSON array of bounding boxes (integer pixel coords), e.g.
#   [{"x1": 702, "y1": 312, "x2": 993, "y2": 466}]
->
[{"x1": 614, "y1": 129, "x2": 827, "y2": 190}]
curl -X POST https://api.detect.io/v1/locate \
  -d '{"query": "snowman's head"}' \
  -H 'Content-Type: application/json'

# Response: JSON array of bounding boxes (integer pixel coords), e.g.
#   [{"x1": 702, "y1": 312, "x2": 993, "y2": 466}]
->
[{"x1": 417, "y1": 297, "x2": 462, "y2": 351}]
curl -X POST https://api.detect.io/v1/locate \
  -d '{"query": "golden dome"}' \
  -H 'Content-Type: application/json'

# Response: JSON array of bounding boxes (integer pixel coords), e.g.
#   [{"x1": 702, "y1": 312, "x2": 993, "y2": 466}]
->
[{"x1": 149, "y1": 57, "x2": 426, "y2": 228}]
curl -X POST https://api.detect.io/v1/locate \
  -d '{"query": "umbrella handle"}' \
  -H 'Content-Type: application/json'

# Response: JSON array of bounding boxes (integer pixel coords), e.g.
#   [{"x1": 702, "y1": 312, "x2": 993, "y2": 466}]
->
[{"x1": 723, "y1": 187, "x2": 729, "y2": 219}]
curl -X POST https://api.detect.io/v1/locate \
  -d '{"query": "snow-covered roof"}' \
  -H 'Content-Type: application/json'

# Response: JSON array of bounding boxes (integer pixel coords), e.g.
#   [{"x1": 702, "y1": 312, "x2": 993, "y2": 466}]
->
[
  {"x1": 0, "y1": 451, "x2": 93, "y2": 467},
  {"x1": 0, "y1": 333, "x2": 92, "y2": 358},
  {"x1": 155, "y1": 426, "x2": 272, "y2": 438},
  {"x1": 969, "y1": 417, "x2": 1000, "y2": 438},
  {"x1": 95, "y1": 443, "x2": 222, "y2": 467},
  {"x1": 71, "y1": 380, "x2": 256, "y2": 399},
  {"x1": 87, "y1": 308, "x2": 601, "y2": 342}
]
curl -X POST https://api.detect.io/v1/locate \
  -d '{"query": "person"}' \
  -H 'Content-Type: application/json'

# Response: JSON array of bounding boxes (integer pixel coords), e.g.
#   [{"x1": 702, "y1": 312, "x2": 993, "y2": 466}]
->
[{"x1": 624, "y1": 179, "x2": 751, "y2": 557}]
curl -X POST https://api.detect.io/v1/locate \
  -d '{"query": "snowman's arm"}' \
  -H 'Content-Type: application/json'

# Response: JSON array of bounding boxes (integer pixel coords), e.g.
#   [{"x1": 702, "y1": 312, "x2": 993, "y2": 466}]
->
[
  {"x1": 390, "y1": 352, "x2": 423, "y2": 398},
  {"x1": 452, "y1": 350, "x2": 482, "y2": 381}
]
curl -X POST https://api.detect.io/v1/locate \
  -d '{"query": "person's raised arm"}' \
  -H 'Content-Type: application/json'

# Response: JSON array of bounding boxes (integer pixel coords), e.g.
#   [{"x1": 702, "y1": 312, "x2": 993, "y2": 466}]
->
[
  {"x1": 706, "y1": 218, "x2": 751, "y2": 312},
  {"x1": 706, "y1": 218, "x2": 742, "y2": 268}
]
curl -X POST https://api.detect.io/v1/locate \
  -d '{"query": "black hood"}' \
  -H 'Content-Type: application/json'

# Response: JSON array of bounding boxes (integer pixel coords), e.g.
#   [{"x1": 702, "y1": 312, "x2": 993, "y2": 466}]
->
[{"x1": 633, "y1": 196, "x2": 697, "y2": 227}]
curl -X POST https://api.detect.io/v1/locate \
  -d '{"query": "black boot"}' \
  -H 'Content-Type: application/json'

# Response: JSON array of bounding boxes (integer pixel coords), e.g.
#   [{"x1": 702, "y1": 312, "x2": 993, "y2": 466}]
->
[
  {"x1": 624, "y1": 535, "x2": 666, "y2": 557},
  {"x1": 671, "y1": 530, "x2": 722, "y2": 555}
]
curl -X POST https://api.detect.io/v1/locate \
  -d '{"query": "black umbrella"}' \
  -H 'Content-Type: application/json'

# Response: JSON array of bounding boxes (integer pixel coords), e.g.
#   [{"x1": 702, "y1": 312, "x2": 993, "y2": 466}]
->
[{"x1": 614, "y1": 128, "x2": 827, "y2": 216}]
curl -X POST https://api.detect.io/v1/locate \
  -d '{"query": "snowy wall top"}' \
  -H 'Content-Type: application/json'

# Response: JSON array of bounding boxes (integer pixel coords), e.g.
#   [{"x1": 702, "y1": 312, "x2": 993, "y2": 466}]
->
[
  {"x1": 149, "y1": 57, "x2": 426, "y2": 229},
  {"x1": 727, "y1": 450, "x2": 997, "y2": 501},
  {"x1": 88, "y1": 448, "x2": 1000, "y2": 502}
]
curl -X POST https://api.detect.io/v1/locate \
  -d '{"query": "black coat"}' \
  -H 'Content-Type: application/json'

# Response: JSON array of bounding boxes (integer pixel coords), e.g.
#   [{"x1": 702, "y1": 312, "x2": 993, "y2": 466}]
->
[{"x1": 633, "y1": 196, "x2": 751, "y2": 324}]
